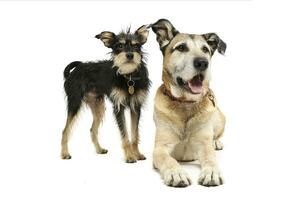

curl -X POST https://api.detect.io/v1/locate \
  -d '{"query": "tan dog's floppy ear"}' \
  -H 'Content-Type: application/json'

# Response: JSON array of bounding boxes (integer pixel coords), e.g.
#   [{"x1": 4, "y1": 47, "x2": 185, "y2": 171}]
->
[
  {"x1": 150, "y1": 19, "x2": 179, "y2": 50},
  {"x1": 95, "y1": 31, "x2": 116, "y2": 48},
  {"x1": 135, "y1": 25, "x2": 149, "y2": 45},
  {"x1": 203, "y1": 33, "x2": 227, "y2": 55}
]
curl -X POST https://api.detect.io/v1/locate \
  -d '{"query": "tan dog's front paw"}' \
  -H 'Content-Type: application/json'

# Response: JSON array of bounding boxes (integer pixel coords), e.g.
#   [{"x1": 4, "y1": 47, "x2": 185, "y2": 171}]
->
[
  {"x1": 198, "y1": 167, "x2": 224, "y2": 187},
  {"x1": 163, "y1": 168, "x2": 192, "y2": 187}
]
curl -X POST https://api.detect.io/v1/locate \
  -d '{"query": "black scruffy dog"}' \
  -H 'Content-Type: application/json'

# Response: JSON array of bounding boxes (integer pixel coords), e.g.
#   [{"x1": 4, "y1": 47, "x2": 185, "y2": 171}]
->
[{"x1": 61, "y1": 25, "x2": 151, "y2": 163}]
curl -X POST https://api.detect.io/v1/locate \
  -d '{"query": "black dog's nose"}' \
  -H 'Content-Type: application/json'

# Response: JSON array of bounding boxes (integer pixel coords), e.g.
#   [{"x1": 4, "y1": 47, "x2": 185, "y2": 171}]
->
[
  {"x1": 126, "y1": 53, "x2": 134, "y2": 60},
  {"x1": 193, "y1": 57, "x2": 208, "y2": 71}
]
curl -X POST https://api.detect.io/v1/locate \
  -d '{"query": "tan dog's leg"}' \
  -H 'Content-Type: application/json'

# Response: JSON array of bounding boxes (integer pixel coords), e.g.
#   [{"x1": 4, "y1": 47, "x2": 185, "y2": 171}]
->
[
  {"x1": 197, "y1": 132, "x2": 224, "y2": 187},
  {"x1": 88, "y1": 98, "x2": 108, "y2": 154},
  {"x1": 61, "y1": 115, "x2": 76, "y2": 159},
  {"x1": 213, "y1": 109, "x2": 225, "y2": 150},
  {"x1": 153, "y1": 130, "x2": 191, "y2": 187},
  {"x1": 130, "y1": 109, "x2": 146, "y2": 160}
]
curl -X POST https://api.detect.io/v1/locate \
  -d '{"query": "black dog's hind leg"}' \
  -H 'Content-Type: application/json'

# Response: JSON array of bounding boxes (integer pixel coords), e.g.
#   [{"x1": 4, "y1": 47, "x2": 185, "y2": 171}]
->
[
  {"x1": 113, "y1": 105, "x2": 136, "y2": 163},
  {"x1": 130, "y1": 106, "x2": 146, "y2": 160},
  {"x1": 86, "y1": 96, "x2": 108, "y2": 154},
  {"x1": 61, "y1": 96, "x2": 82, "y2": 159}
]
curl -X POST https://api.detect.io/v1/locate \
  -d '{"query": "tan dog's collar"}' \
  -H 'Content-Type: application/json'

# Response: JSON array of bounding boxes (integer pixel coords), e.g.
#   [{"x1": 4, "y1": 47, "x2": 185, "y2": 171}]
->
[
  {"x1": 162, "y1": 86, "x2": 216, "y2": 106},
  {"x1": 163, "y1": 87, "x2": 196, "y2": 103}
]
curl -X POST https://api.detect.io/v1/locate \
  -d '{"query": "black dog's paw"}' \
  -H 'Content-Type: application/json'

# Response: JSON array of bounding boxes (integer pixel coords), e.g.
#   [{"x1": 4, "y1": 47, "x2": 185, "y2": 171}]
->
[
  {"x1": 61, "y1": 154, "x2": 72, "y2": 160},
  {"x1": 97, "y1": 148, "x2": 108, "y2": 154}
]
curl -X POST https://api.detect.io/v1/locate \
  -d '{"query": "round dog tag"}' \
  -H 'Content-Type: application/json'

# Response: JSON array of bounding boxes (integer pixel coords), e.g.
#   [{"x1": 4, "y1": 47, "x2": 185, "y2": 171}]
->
[{"x1": 127, "y1": 80, "x2": 135, "y2": 95}]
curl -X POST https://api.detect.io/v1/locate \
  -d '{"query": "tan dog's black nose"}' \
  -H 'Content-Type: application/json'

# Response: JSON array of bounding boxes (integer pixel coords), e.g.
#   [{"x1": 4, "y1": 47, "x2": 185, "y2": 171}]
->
[{"x1": 193, "y1": 57, "x2": 208, "y2": 71}]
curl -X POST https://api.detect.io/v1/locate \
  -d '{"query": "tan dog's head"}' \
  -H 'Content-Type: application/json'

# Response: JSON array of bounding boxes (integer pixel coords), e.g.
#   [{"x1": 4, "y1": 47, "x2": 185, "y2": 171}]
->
[
  {"x1": 96, "y1": 25, "x2": 149, "y2": 75},
  {"x1": 151, "y1": 19, "x2": 226, "y2": 101}
]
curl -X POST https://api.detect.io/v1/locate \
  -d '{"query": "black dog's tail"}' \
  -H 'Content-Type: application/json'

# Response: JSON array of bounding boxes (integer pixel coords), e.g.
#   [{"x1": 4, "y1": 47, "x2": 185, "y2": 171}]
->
[{"x1": 64, "y1": 61, "x2": 82, "y2": 79}]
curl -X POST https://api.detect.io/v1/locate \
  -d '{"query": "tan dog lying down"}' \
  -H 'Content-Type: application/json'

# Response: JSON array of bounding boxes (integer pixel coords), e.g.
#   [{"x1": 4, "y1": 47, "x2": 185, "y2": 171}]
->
[{"x1": 150, "y1": 19, "x2": 227, "y2": 187}]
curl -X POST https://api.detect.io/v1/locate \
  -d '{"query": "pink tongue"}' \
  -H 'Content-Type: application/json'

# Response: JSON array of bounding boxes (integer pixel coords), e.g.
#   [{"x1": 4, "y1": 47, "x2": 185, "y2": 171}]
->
[{"x1": 188, "y1": 81, "x2": 202, "y2": 94}]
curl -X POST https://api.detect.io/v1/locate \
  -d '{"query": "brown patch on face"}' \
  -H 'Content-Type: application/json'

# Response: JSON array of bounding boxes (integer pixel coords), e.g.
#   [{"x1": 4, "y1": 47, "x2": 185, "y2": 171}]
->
[
  {"x1": 163, "y1": 34, "x2": 190, "y2": 62},
  {"x1": 162, "y1": 33, "x2": 191, "y2": 70},
  {"x1": 161, "y1": 33, "x2": 191, "y2": 88},
  {"x1": 193, "y1": 34, "x2": 212, "y2": 55}
]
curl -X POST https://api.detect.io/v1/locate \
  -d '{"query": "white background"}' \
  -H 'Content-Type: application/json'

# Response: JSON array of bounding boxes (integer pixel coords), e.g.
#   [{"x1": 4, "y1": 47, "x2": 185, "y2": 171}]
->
[{"x1": 0, "y1": 0, "x2": 301, "y2": 199}]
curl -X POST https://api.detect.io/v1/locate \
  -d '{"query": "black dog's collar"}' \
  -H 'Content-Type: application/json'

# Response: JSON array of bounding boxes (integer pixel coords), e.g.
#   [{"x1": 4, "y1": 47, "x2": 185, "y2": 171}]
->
[
  {"x1": 122, "y1": 72, "x2": 142, "y2": 95},
  {"x1": 123, "y1": 74, "x2": 141, "y2": 81}
]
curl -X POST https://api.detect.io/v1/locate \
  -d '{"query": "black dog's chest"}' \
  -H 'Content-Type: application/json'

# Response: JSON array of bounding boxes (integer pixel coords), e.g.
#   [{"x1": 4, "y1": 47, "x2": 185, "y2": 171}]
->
[
  {"x1": 96, "y1": 65, "x2": 150, "y2": 108},
  {"x1": 109, "y1": 87, "x2": 144, "y2": 108},
  {"x1": 107, "y1": 71, "x2": 149, "y2": 106}
]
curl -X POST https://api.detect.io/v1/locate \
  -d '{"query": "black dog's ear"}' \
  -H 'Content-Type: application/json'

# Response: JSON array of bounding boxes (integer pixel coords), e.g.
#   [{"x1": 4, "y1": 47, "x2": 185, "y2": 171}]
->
[
  {"x1": 135, "y1": 25, "x2": 149, "y2": 45},
  {"x1": 203, "y1": 33, "x2": 226, "y2": 55},
  {"x1": 95, "y1": 31, "x2": 116, "y2": 48},
  {"x1": 150, "y1": 19, "x2": 179, "y2": 50}
]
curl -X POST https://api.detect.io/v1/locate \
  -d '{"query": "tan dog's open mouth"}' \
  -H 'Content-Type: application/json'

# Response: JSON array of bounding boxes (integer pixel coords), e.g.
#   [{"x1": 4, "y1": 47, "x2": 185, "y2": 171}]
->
[{"x1": 177, "y1": 74, "x2": 204, "y2": 94}]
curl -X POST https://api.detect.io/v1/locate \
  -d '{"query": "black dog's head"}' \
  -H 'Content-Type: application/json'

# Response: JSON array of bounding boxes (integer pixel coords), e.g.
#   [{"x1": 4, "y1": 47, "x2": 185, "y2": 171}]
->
[{"x1": 95, "y1": 25, "x2": 149, "y2": 75}]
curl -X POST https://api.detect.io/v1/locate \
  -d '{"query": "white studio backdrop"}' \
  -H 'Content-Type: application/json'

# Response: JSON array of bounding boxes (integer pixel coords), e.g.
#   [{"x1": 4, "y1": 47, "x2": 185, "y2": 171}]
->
[{"x1": 0, "y1": 1, "x2": 300, "y2": 199}]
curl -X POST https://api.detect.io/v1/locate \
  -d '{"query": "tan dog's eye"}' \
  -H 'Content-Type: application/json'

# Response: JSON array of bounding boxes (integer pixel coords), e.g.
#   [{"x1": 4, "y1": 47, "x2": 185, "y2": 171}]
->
[
  {"x1": 202, "y1": 46, "x2": 209, "y2": 53},
  {"x1": 175, "y1": 44, "x2": 188, "y2": 52}
]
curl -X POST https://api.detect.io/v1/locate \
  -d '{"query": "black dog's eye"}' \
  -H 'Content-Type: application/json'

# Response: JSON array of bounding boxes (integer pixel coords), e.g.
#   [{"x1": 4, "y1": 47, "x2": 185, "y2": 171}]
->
[
  {"x1": 202, "y1": 46, "x2": 209, "y2": 53},
  {"x1": 175, "y1": 44, "x2": 187, "y2": 52},
  {"x1": 117, "y1": 43, "x2": 124, "y2": 49},
  {"x1": 133, "y1": 44, "x2": 140, "y2": 50}
]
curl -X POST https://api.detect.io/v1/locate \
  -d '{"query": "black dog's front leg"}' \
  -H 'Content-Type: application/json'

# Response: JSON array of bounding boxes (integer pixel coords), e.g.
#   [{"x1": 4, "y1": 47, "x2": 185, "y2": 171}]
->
[
  {"x1": 130, "y1": 105, "x2": 146, "y2": 160},
  {"x1": 113, "y1": 105, "x2": 136, "y2": 163}
]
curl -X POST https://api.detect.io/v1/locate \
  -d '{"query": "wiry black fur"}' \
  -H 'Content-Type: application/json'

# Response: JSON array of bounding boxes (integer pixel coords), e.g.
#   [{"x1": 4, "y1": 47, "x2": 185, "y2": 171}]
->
[
  {"x1": 64, "y1": 60, "x2": 150, "y2": 117},
  {"x1": 61, "y1": 26, "x2": 150, "y2": 161}
]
